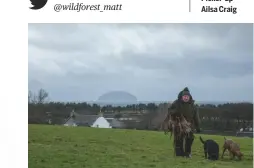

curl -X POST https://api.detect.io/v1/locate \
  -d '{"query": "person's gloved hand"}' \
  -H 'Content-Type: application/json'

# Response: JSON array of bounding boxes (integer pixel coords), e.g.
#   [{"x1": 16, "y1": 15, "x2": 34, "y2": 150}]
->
[{"x1": 196, "y1": 128, "x2": 201, "y2": 133}]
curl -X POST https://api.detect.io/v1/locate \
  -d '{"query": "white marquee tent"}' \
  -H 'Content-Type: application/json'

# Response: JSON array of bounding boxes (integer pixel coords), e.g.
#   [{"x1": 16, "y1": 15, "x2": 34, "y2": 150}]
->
[{"x1": 91, "y1": 117, "x2": 112, "y2": 128}]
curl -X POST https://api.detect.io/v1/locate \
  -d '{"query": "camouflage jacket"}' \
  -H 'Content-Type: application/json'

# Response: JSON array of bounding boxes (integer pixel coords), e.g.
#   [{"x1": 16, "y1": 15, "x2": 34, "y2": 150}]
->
[{"x1": 168, "y1": 99, "x2": 200, "y2": 129}]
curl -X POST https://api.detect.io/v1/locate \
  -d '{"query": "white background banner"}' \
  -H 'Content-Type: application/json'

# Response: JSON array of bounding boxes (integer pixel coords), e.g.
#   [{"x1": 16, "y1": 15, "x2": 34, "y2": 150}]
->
[{"x1": 26, "y1": 0, "x2": 253, "y2": 23}]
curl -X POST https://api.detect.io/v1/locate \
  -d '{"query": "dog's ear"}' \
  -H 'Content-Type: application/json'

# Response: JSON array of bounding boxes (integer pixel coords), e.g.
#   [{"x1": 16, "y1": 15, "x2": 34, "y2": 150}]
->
[{"x1": 199, "y1": 136, "x2": 205, "y2": 144}]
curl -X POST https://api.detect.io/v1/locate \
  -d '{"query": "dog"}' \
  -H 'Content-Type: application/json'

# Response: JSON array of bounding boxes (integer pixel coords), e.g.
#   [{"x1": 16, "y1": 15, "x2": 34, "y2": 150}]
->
[
  {"x1": 221, "y1": 137, "x2": 234, "y2": 158},
  {"x1": 200, "y1": 136, "x2": 219, "y2": 160},
  {"x1": 228, "y1": 142, "x2": 243, "y2": 160}
]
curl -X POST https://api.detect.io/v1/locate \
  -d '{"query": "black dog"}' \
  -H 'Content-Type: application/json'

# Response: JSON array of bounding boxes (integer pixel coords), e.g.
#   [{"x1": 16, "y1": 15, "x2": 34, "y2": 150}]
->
[{"x1": 200, "y1": 136, "x2": 219, "y2": 160}]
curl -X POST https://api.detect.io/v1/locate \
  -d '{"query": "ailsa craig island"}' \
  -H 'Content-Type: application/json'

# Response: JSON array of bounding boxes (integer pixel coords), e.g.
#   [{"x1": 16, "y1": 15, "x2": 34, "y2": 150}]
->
[{"x1": 201, "y1": 6, "x2": 237, "y2": 14}]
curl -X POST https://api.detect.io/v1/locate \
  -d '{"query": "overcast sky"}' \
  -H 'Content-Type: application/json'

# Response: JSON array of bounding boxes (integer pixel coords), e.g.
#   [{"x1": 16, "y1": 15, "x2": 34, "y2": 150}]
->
[{"x1": 28, "y1": 23, "x2": 253, "y2": 102}]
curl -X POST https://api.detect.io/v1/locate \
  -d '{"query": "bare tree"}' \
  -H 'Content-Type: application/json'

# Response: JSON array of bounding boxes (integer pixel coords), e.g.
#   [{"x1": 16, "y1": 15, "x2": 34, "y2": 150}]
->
[
  {"x1": 28, "y1": 90, "x2": 32, "y2": 103},
  {"x1": 37, "y1": 88, "x2": 49, "y2": 104},
  {"x1": 28, "y1": 90, "x2": 38, "y2": 104},
  {"x1": 28, "y1": 88, "x2": 49, "y2": 104}
]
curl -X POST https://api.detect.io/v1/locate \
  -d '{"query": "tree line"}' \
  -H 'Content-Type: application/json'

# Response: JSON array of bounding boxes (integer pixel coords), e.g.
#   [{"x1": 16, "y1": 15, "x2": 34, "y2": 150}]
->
[{"x1": 28, "y1": 89, "x2": 253, "y2": 132}]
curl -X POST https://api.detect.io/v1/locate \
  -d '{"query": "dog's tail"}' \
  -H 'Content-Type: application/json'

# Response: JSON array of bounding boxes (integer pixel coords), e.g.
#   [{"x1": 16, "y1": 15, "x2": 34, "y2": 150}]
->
[{"x1": 199, "y1": 136, "x2": 205, "y2": 144}]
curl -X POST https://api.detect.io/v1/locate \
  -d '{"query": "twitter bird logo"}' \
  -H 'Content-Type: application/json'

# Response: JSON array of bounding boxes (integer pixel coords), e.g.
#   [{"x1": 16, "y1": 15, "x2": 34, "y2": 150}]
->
[{"x1": 29, "y1": 0, "x2": 48, "y2": 10}]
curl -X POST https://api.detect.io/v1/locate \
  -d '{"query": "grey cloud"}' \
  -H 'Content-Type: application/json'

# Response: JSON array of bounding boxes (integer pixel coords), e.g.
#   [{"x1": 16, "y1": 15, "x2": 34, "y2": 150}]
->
[
  {"x1": 28, "y1": 23, "x2": 253, "y2": 102},
  {"x1": 118, "y1": 49, "x2": 252, "y2": 79}
]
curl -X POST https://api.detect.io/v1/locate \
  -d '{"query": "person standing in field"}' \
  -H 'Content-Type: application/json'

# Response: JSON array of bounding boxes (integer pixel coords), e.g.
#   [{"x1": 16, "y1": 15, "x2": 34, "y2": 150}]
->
[{"x1": 167, "y1": 87, "x2": 201, "y2": 158}]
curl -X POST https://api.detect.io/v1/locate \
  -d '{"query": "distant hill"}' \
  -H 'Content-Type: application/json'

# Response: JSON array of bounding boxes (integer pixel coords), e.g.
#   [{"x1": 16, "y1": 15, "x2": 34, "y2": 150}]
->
[{"x1": 97, "y1": 91, "x2": 137, "y2": 105}]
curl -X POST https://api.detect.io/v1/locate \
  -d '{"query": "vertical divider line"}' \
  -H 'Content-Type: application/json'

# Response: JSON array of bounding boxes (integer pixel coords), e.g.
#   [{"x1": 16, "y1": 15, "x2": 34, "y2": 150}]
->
[{"x1": 189, "y1": 0, "x2": 191, "y2": 12}]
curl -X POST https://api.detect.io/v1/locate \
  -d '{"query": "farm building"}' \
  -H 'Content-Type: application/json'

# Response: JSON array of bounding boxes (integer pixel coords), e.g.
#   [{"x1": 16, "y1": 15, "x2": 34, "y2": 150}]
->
[{"x1": 63, "y1": 110, "x2": 125, "y2": 128}]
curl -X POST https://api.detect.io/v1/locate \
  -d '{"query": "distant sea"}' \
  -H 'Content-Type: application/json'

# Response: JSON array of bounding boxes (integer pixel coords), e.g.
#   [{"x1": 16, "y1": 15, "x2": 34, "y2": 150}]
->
[{"x1": 85, "y1": 101, "x2": 251, "y2": 107}]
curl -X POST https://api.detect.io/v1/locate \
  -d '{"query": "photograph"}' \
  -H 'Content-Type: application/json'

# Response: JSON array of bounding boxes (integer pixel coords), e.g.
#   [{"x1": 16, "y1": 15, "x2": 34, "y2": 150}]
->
[{"x1": 28, "y1": 23, "x2": 253, "y2": 168}]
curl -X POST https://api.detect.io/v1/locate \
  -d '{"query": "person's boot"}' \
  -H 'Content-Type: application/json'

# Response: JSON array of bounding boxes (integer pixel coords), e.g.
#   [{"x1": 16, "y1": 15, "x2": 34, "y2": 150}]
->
[
  {"x1": 175, "y1": 138, "x2": 184, "y2": 157},
  {"x1": 185, "y1": 133, "x2": 194, "y2": 158}
]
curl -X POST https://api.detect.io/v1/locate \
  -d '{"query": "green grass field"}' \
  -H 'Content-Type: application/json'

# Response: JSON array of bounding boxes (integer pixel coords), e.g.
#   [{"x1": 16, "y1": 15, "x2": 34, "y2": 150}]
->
[{"x1": 29, "y1": 124, "x2": 253, "y2": 168}]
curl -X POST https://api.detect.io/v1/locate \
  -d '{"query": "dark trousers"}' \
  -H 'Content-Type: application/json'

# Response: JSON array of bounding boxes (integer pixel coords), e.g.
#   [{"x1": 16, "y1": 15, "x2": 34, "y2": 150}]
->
[{"x1": 175, "y1": 132, "x2": 194, "y2": 157}]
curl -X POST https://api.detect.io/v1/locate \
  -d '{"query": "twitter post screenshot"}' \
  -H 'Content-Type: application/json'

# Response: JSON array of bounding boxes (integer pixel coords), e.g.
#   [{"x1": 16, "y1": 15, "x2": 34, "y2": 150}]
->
[{"x1": 0, "y1": 0, "x2": 253, "y2": 168}]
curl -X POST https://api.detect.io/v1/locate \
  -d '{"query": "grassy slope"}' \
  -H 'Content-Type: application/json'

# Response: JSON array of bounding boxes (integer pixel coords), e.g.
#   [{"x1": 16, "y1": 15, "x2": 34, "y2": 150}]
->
[{"x1": 29, "y1": 125, "x2": 253, "y2": 168}]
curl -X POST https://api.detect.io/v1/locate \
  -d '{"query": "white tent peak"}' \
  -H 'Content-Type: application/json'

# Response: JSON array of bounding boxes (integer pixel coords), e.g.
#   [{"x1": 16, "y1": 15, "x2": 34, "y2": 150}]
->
[{"x1": 91, "y1": 116, "x2": 112, "y2": 128}]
